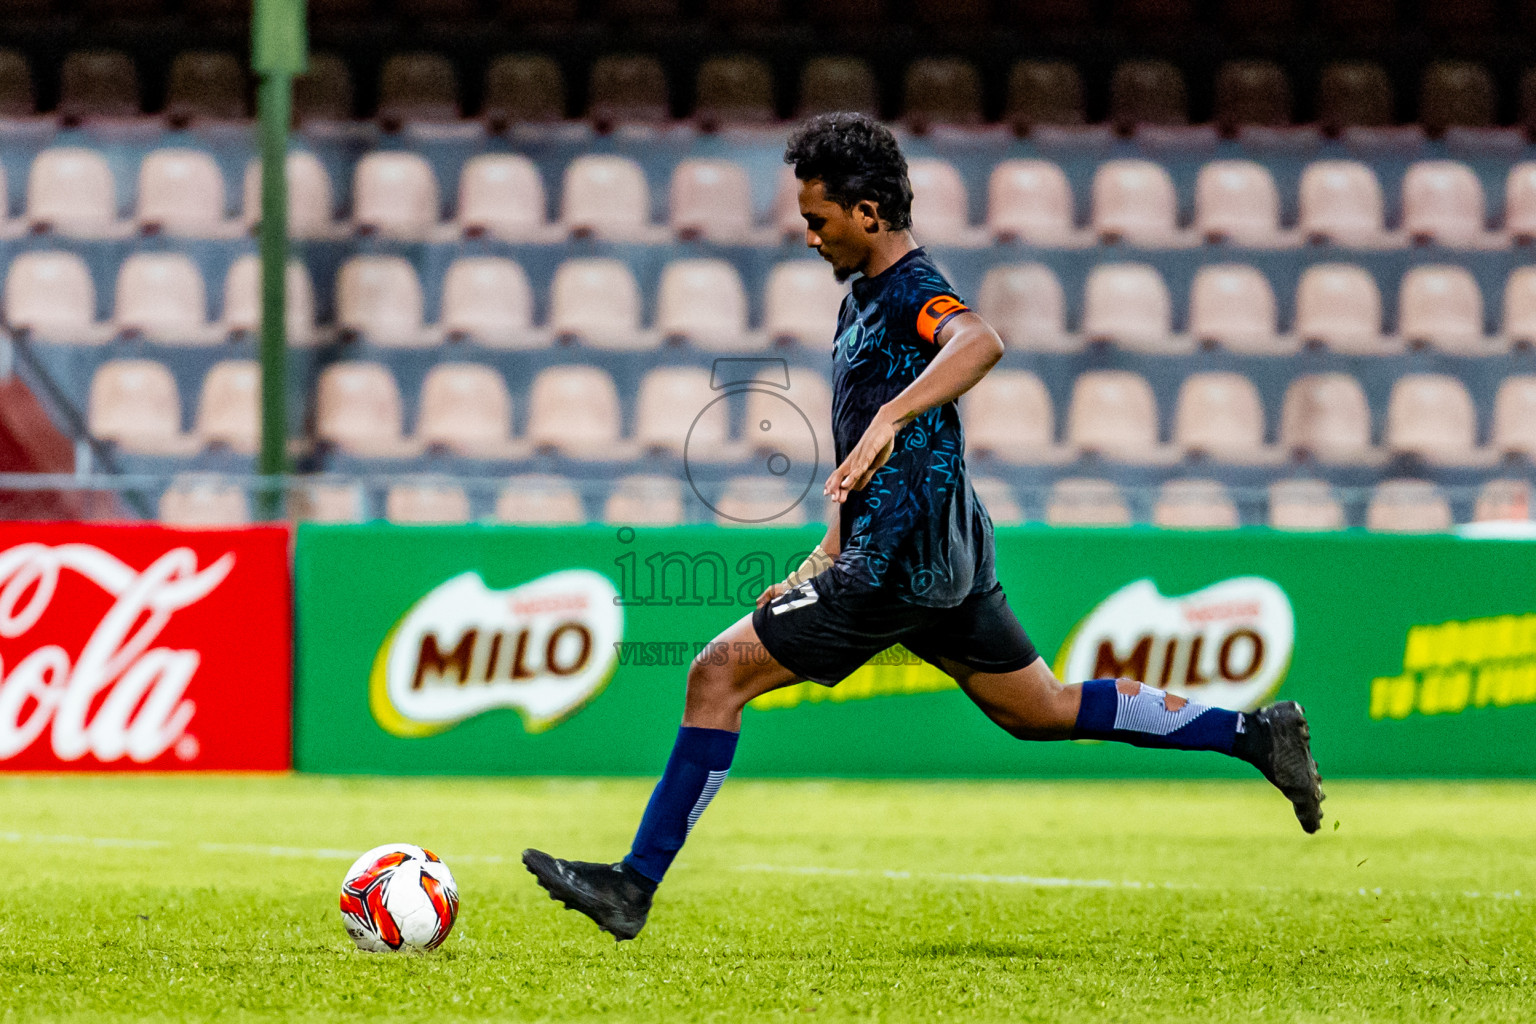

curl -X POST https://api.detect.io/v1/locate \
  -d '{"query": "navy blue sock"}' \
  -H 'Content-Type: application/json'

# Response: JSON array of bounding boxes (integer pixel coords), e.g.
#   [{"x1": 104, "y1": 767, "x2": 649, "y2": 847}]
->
[
  {"x1": 1072, "y1": 678, "x2": 1243, "y2": 755},
  {"x1": 623, "y1": 726, "x2": 739, "y2": 889}
]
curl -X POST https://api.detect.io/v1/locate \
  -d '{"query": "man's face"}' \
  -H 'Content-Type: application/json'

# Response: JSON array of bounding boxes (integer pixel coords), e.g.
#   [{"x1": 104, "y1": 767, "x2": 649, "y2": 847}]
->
[{"x1": 797, "y1": 178, "x2": 875, "y2": 283}]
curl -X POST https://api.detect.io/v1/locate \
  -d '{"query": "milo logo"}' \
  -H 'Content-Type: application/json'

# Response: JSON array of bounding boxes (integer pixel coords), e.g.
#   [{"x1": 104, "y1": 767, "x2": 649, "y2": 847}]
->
[
  {"x1": 1053, "y1": 577, "x2": 1294, "y2": 711},
  {"x1": 369, "y1": 569, "x2": 622, "y2": 737}
]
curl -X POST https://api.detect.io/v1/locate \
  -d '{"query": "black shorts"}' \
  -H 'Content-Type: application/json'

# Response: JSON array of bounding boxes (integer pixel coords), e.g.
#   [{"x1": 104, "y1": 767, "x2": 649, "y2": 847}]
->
[{"x1": 751, "y1": 569, "x2": 1040, "y2": 686}]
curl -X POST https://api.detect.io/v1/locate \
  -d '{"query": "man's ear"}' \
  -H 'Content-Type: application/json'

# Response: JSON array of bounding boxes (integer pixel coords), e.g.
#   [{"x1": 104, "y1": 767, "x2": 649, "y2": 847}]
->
[{"x1": 854, "y1": 199, "x2": 882, "y2": 234}]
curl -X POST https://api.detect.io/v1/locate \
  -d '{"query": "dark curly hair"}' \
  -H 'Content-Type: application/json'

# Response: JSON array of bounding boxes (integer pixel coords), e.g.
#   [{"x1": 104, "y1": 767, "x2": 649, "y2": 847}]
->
[{"x1": 783, "y1": 112, "x2": 913, "y2": 231}]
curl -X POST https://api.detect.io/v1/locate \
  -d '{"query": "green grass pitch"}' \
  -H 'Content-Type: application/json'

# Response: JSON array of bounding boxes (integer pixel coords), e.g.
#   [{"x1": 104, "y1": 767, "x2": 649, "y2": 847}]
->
[{"x1": 2, "y1": 775, "x2": 1535, "y2": 1023}]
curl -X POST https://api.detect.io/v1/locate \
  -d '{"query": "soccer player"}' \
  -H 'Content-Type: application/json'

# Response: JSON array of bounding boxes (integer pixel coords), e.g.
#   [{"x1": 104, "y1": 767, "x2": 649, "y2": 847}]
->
[{"x1": 523, "y1": 113, "x2": 1324, "y2": 940}]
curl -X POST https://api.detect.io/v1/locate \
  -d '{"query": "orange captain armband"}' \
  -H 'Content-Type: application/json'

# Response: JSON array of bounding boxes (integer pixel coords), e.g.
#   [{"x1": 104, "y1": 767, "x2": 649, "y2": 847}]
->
[{"x1": 916, "y1": 294, "x2": 969, "y2": 343}]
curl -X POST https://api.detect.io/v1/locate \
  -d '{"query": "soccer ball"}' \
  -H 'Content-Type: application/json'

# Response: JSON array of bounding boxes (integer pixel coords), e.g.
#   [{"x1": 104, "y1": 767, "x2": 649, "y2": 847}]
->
[{"x1": 339, "y1": 843, "x2": 459, "y2": 952}]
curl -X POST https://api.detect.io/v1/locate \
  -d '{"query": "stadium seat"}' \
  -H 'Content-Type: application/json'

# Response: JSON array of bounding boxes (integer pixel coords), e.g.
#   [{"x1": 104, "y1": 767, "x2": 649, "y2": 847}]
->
[
  {"x1": 288, "y1": 482, "x2": 366, "y2": 524},
  {"x1": 1268, "y1": 479, "x2": 1345, "y2": 531},
  {"x1": 987, "y1": 160, "x2": 1075, "y2": 244},
  {"x1": 976, "y1": 264, "x2": 1073, "y2": 351},
  {"x1": 604, "y1": 475, "x2": 685, "y2": 525},
  {"x1": 193, "y1": 360, "x2": 259, "y2": 454},
  {"x1": 315, "y1": 362, "x2": 415, "y2": 456},
  {"x1": 548, "y1": 258, "x2": 644, "y2": 348},
  {"x1": 1502, "y1": 268, "x2": 1536, "y2": 346},
  {"x1": 1173, "y1": 373, "x2": 1270, "y2": 464},
  {"x1": 1401, "y1": 162, "x2": 1487, "y2": 247},
  {"x1": 695, "y1": 55, "x2": 775, "y2": 129},
  {"x1": 907, "y1": 158, "x2": 971, "y2": 245},
  {"x1": 0, "y1": 50, "x2": 34, "y2": 117},
  {"x1": 160, "y1": 478, "x2": 251, "y2": 526},
  {"x1": 560, "y1": 155, "x2": 651, "y2": 239},
  {"x1": 961, "y1": 369, "x2": 1064, "y2": 464},
  {"x1": 483, "y1": 54, "x2": 565, "y2": 128},
  {"x1": 386, "y1": 482, "x2": 472, "y2": 524},
  {"x1": 634, "y1": 367, "x2": 732, "y2": 459},
  {"x1": 1046, "y1": 478, "x2": 1131, "y2": 526},
  {"x1": 1420, "y1": 61, "x2": 1496, "y2": 138},
  {"x1": 1154, "y1": 480, "x2": 1240, "y2": 530},
  {"x1": 456, "y1": 155, "x2": 546, "y2": 240},
  {"x1": 1193, "y1": 161, "x2": 1282, "y2": 245},
  {"x1": 1293, "y1": 264, "x2": 1386, "y2": 354},
  {"x1": 703, "y1": 0, "x2": 785, "y2": 23},
  {"x1": 971, "y1": 478, "x2": 1023, "y2": 525},
  {"x1": 293, "y1": 53, "x2": 354, "y2": 125},
  {"x1": 1091, "y1": 160, "x2": 1180, "y2": 246},
  {"x1": 589, "y1": 55, "x2": 669, "y2": 127},
  {"x1": 1279, "y1": 374, "x2": 1376, "y2": 463},
  {"x1": 656, "y1": 260, "x2": 749, "y2": 348},
  {"x1": 439, "y1": 258, "x2": 536, "y2": 347},
  {"x1": 1367, "y1": 480, "x2": 1452, "y2": 533},
  {"x1": 26, "y1": 148, "x2": 119, "y2": 236},
  {"x1": 3, "y1": 251, "x2": 103, "y2": 342},
  {"x1": 1004, "y1": 60, "x2": 1085, "y2": 131},
  {"x1": 1109, "y1": 60, "x2": 1188, "y2": 131},
  {"x1": 1317, "y1": 61, "x2": 1393, "y2": 133},
  {"x1": 113, "y1": 254, "x2": 213, "y2": 344},
  {"x1": 715, "y1": 477, "x2": 806, "y2": 527},
  {"x1": 772, "y1": 166, "x2": 805, "y2": 240},
  {"x1": 1384, "y1": 374, "x2": 1482, "y2": 465},
  {"x1": 1213, "y1": 60, "x2": 1293, "y2": 133},
  {"x1": 1397, "y1": 266, "x2": 1488, "y2": 354},
  {"x1": 798, "y1": 57, "x2": 878, "y2": 117},
  {"x1": 495, "y1": 475, "x2": 586, "y2": 524},
  {"x1": 1504, "y1": 164, "x2": 1536, "y2": 243},
  {"x1": 1188, "y1": 265, "x2": 1288, "y2": 354},
  {"x1": 376, "y1": 53, "x2": 461, "y2": 127},
  {"x1": 743, "y1": 368, "x2": 831, "y2": 467},
  {"x1": 164, "y1": 51, "x2": 247, "y2": 125},
  {"x1": 57, "y1": 50, "x2": 140, "y2": 122},
  {"x1": 242, "y1": 152, "x2": 336, "y2": 238},
  {"x1": 352, "y1": 153, "x2": 440, "y2": 238},
  {"x1": 525, "y1": 365, "x2": 625, "y2": 458},
  {"x1": 1298, "y1": 162, "x2": 1386, "y2": 246},
  {"x1": 1490, "y1": 377, "x2": 1536, "y2": 458},
  {"x1": 1474, "y1": 479, "x2": 1532, "y2": 523},
  {"x1": 763, "y1": 261, "x2": 845, "y2": 347},
  {"x1": 220, "y1": 256, "x2": 317, "y2": 344},
  {"x1": 136, "y1": 150, "x2": 229, "y2": 237},
  {"x1": 669, "y1": 159, "x2": 754, "y2": 242},
  {"x1": 336, "y1": 257, "x2": 428, "y2": 347},
  {"x1": 903, "y1": 58, "x2": 983, "y2": 132},
  {"x1": 1066, "y1": 370, "x2": 1164, "y2": 462},
  {"x1": 1081, "y1": 264, "x2": 1174, "y2": 351},
  {"x1": 88, "y1": 360, "x2": 196, "y2": 454},
  {"x1": 415, "y1": 363, "x2": 519, "y2": 457}
]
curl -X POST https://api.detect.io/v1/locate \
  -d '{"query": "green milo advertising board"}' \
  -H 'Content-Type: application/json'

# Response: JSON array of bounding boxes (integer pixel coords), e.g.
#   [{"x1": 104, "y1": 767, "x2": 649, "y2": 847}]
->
[{"x1": 294, "y1": 524, "x2": 1536, "y2": 777}]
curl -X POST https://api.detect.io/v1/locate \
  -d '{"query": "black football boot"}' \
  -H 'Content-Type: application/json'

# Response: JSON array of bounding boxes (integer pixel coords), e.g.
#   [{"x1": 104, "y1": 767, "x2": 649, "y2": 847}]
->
[
  {"x1": 1235, "y1": 701, "x2": 1326, "y2": 834},
  {"x1": 522, "y1": 849, "x2": 653, "y2": 940}
]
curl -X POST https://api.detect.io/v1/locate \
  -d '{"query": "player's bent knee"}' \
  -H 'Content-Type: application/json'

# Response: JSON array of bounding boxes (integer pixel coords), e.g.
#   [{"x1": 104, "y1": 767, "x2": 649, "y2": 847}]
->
[{"x1": 684, "y1": 658, "x2": 747, "y2": 711}]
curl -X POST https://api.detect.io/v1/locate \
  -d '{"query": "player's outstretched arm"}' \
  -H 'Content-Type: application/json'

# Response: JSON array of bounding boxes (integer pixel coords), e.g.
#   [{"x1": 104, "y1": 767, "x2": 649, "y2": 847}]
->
[{"x1": 825, "y1": 311, "x2": 1004, "y2": 503}]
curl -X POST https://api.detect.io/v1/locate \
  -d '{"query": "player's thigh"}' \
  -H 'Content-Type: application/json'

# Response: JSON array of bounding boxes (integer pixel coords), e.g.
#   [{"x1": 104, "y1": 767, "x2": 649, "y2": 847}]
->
[
  {"x1": 939, "y1": 655, "x2": 1081, "y2": 739},
  {"x1": 685, "y1": 611, "x2": 804, "y2": 712}
]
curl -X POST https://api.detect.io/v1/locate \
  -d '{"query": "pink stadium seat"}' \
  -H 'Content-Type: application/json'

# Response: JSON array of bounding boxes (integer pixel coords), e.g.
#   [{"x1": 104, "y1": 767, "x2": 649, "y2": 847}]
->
[
  {"x1": 772, "y1": 166, "x2": 805, "y2": 240},
  {"x1": 970, "y1": 477, "x2": 1023, "y2": 525},
  {"x1": 221, "y1": 255, "x2": 316, "y2": 344},
  {"x1": 1367, "y1": 480, "x2": 1452, "y2": 533},
  {"x1": 242, "y1": 153, "x2": 335, "y2": 238},
  {"x1": 1501, "y1": 267, "x2": 1536, "y2": 346},
  {"x1": 1046, "y1": 478, "x2": 1131, "y2": 527},
  {"x1": 1397, "y1": 266, "x2": 1487, "y2": 353},
  {"x1": 1474, "y1": 479, "x2": 1531, "y2": 523},
  {"x1": 976, "y1": 264, "x2": 1073, "y2": 351},
  {"x1": 907, "y1": 158, "x2": 970, "y2": 245},
  {"x1": 763, "y1": 261, "x2": 845, "y2": 347},
  {"x1": 26, "y1": 148, "x2": 118, "y2": 236},
  {"x1": 439, "y1": 258, "x2": 535, "y2": 347},
  {"x1": 1188, "y1": 265, "x2": 1285, "y2": 353},
  {"x1": 3, "y1": 251, "x2": 102, "y2": 342},
  {"x1": 352, "y1": 152, "x2": 439, "y2": 238},
  {"x1": 1401, "y1": 161, "x2": 1486, "y2": 247},
  {"x1": 288, "y1": 482, "x2": 366, "y2": 524},
  {"x1": 89, "y1": 360, "x2": 196, "y2": 455},
  {"x1": 1279, "y1": 374, "x2": 1376, "y2": 463},
  {"x1": 160, "y1": 477, "x2": 251, "y2": 526},
  {"x1": 1066, "y1": 370, "x2": 1164, "y2": 461},
  {"x1": 455, "y1": 154, "x2": 546, "y2": 240},
  {"x1": 1268, "y1": 479, "x2": 1345, "y2": 531},
  {"x1": 1293, "y1": 264, "x2": 1385, "y2": 354},
  {"x1": 715, "y1": 477, "x2": 807, "y2": 527},
  {"x1": 1081, "y1": 263, "x2": 1172, "y2": 350},
  {"x1": 1154, "y1": 479, "x2": 1239, "y2": 530},
  {"x1": 526, "y1": 365, "x2": 625, "y2": 459},
  {"x1": 986, "y1": 160, "x2": 1074, "y2": 243},
  {"x1": 635, "y1": 367, "x2": 732, "y2": 460},
  {"x1": 137, "y1": 149, "x2": 228, "y2": 237},
  {"x1": 1090, "y1": 160, "x2": 1179, "y2": 245},
  {"x1": 561, "y1": 155, "x2": 650, "y2": 239},
  {"x1": 1384, "y1": 374, "x2": 1481, "y2": 465},
  {"x1": 669, "y1": 159, "x2": 754, "y2": 242},
  {"x1": 113, "y1": 254, "x2": 213, "y2": 343},
  {"x1": 962, "y1": 369, "x2": 1063, "y2": 463},
  {"x1": 1504, "y1": 163, "x2": 1536, "y2": 242},
  {"x1": 548, "y1": 258, "x2": 644, "y2": 349},
  {"x1": 336, "y1": 257, "x2": 427, "y2": 347},
  {"x1": 1490, "y1": 376, "x2": 1536, "y2": 458},
  {"x1": 656, "y1": 260, "x2": 749, "y2": 349},
  {"x1": 416, "y1": 363, "x2": 518, "y2": 457},
  {"x1": 386, "y1": 482, "x2": 472, "y2": 525},
  {"x1": 1298, "y1": 161, "x2": 1386, "y2": 246},
  {"x1": 1193, "y1": 161, "x2": 1281, "y2": 245},
  {"x1": 1173, "y1": 372, "x2": 1269, "y2": 463},
  {"x1": 604, "y1": 475, "x2": 685, "y2": 526},
  {"x1": 193, "y1": 360, "x2": 258, "y2": 454},
  {"x1": 315, "y1": 362, "x2": 415, "y2": 457},
  {"x1": 743, "y1": 368, "x2": 832, "y2": 467},
  {"x1": 495, "y1": 476, "x2": 587, "y2": 525}
]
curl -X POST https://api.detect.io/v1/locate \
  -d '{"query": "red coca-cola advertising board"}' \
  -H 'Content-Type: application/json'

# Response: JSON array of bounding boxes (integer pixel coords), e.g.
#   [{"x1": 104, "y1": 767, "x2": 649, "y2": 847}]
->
[{"x1": 0, "y1": 524, "x2": 291, "y2": 770}]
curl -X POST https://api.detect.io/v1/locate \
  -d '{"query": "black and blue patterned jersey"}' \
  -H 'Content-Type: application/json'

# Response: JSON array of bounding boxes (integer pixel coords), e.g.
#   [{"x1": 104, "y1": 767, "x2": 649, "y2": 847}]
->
[{"x1": 828, "y1": 247, "x2": 997, "y2": 608}]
